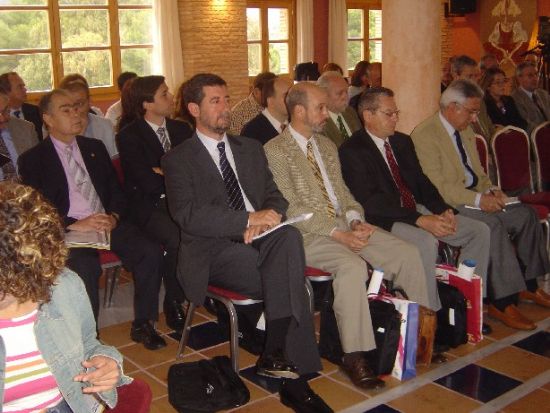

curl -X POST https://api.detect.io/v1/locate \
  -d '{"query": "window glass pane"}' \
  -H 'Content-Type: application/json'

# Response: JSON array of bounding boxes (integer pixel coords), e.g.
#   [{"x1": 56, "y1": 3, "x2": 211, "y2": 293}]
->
[
  {"x1": 369, "y1": 10, "x2": 382, "y2": 39},
  {"x1": 62, "y1": 50, "x2": 112, "y2": 87},
  {"x1": 119, "y1": 9, "x2": 153, "y2": 45},
  {"x1": 269, "y1": 42, "x2": 288, "y2": 74},
  {"x1": 1, "y1": 0, "x2": 46, "y2": 5},
  {"x1": 369, "y1": 40, "x2": 382, "y2": 62},
  {"x1": 347, "y1": 40, "x2": 363, "y2": 70},
  {"x1": 248, "y1": 43, "x2": 261, "y2": 77},
  {"x1": 0, "y1": 53, "x2": 52, "y2": 92},
  {"x1": 347, "y1": 9, "x2": 363, "y2": 39},
  {"x1": 247, "y1": 8, "x2": 261, "y2": 41},
  {"x1": 59, "y1": 0, "x2": 107, "y2": 5},
  {"x1": 121, "y1": 48, "x2": 152, "y2": 75},
  {"x1": 0, "y1": 11, "x2": 50, "y2": 50},
  {"x1": 118, "y1": 0, "x2": 152, "y2": 5},
  {"x1": 268, "y1": 8, "x2": 288, "y2": 41},
  {"x1": 60, "y1": 9, "x2": 109, "y2": 48}
]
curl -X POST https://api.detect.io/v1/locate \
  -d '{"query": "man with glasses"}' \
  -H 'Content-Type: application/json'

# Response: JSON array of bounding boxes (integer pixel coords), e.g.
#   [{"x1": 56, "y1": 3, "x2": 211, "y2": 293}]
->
[
  {"x1": 411, "y1": 79, "x2": 550, "y2": 330},
  {"x1": 512, "y1": 61, "x2": 550, "y2": 134},
  {"x1": 339, "y1": 86, "x2": 491, "y2": 334}
]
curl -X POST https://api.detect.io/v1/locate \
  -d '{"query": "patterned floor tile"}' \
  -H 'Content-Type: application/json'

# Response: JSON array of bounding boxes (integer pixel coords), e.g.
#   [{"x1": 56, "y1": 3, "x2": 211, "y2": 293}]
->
[
  {"x1": 513, "y1": 331, "x2": 550, "y2": 357},
  {"x1": 500, "y1": 388, "x2": 550, "y2": 413},
  {"x1": 363, "y1": 405, "x2": 402, "y2": 413},
  {"x1": 119, "y1": 339, "x2": 181, "y2": 368},
  {"x1": 238, "y1": 366, "x2": 319, "y2": 394},
  {"x1": 308, "y1": 376, "x2": 368, "y2": 411},
  {"x1": 168, "y1": 321, "x2": 226, "y2": 350},
  {"x1": 99, "y1": 320, "x2": 134, "y2": 347},
  {"x1": 130, "y1": 371, "x2": 167, "y2": 399},
  {"x1": 476, "y1": 346, "x2": 550, "y2": 381}
]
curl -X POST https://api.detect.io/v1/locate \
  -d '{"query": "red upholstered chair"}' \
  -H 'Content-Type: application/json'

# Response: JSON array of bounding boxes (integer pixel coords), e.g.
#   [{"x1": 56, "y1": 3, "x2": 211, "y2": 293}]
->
[
  {"x1": 304, "y1": 266, "x2": 335, "y2": 313},
  {"x1": 177, "y1": 286, "x2": 262, "y2": 372},
  {"x1": 475, "y1": 134, "x2": 489, "y2": 175},
  {"x1": 105, "y1": 378, "x2": 152, "y2": 413},
  {"x1": 531, "y1": 121, "x2": 550, "y2": 192}
]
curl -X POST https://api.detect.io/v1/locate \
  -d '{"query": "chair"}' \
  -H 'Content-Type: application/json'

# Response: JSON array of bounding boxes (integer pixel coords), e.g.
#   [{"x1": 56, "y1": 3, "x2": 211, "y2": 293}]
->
[
  {"x1": 474, "y1": 134, "x2": 489, "y2": 175},
  {"x1": 304, "y1": 266, "x2": 335, "y2": 313},
  {"x1": 531, "y1": 121, "x2": 550, "y2": 192},
  {"x1": 177, "y1": 286, "x2": 262, "y2": 372},
  {"x1": 106, "y1": 378, "x2": 152, "y2": 413}
]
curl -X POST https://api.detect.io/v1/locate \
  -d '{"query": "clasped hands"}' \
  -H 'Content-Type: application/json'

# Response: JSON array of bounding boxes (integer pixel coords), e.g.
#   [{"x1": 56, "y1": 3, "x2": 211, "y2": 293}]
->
[
  {"x1": 68, "y1": 213, "x2": 117, "y2": 233},
  {"x1": 416, "y1": 209, "x2": 457, "y2": 237},
  {"x1": 243, "y1": 209, "x2": 282, "y2": 244},
  {"x1": 480, "y1": 189, "x2": 507, "y2": 213},
  {"x1": 73, "y1": 356, "x2": 120, "y2": 394},
  {"x1": 332, "y1": 220, "x2": 376, "y2": 253}
]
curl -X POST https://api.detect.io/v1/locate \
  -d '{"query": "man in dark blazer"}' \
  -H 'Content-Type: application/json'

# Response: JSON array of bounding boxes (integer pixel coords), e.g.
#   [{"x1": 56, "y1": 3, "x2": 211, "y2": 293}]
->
[
  {"x1": 241, "y1": 77, "x2": 292, "y2": 144},
  {"x1": 19, "y1": 89, "x2": 166, "y2": 350},
  {"x1": 339, "y1": 86, "x2": 491, "y2": 332},
  {"x1": 117, "y1": 76, "x2": 193, "y2": 331},
  {"x1": 0, "y1": 72, "x2": 43, "y2": 140},
  {"x1": 162, "y1": 73, "x2": 332, "y2": 413}
]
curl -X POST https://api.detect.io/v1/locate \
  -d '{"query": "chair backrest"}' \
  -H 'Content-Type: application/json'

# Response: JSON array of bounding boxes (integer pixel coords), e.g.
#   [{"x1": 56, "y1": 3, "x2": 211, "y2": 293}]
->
[
  {"x1": 491, "y1": 126, "x2": 533, "y2": 193},
  {"x1": 112, "y1": 156, "x2": 124, "y2": 185},
  {"x1": 531, "y1": 121, "x2": 550, "y2": 192},
  {"x1": 474, "y1": 134, "x2": 489, "y2": 175}
]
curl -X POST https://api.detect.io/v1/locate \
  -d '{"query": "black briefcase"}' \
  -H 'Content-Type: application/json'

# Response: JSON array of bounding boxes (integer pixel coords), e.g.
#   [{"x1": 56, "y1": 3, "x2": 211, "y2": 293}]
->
[
  {"x1": 365, "y1": 299, "x2": 401, "y2": 375},
  {"x1": 435, "y1": 281, "x2": 468, "y2": 348}
]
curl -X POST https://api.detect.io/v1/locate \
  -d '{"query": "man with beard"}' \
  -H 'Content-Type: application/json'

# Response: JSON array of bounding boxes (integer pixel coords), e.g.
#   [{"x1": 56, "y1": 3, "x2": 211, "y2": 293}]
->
[
  {"x1": 162, "y1": 73, "x2": 332, "y2": 413},
  {"x1": 264, "y1": 82, "x2": 431, "y2": 390}
]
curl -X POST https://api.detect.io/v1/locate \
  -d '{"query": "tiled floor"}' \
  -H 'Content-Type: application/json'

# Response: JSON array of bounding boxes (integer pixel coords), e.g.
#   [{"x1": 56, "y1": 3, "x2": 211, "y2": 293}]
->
[{"x1": 98, "y1": 274, "x2": 550, "y2": 413}]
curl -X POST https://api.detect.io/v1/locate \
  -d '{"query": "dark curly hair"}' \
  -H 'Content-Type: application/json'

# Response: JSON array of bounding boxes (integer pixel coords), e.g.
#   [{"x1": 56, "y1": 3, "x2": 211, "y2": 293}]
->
[{"x1": 0, "y1": 182, "x2": 67, "y2": 304}]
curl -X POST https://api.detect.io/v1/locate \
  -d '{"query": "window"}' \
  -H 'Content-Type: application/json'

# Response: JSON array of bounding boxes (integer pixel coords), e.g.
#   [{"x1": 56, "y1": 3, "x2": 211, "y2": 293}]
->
[
  {"x1": 246, "y1": 1, "x2": 295, "y2": 77},
  {"x1": 0, "y1": 0, "x2": 154, "y2": 96},
  {"x1": 346, "y1": 1, "x2": 382, "y2": 70}
]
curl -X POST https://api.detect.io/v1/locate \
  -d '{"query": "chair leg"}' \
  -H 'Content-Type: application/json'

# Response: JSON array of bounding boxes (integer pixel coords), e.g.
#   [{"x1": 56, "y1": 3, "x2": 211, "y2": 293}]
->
[
  {"x1": 304, "y1": 278, "x2": 314, "y2": 314},
  {"x1": 223, "y1": 298, "x2": 240, "y2": 373},
  {"x1": 106, "y1": 266, "x2": 121, "y2": 308},
  {"x1": 177, "y1": 302, "x2": 196, "y2": 359}
]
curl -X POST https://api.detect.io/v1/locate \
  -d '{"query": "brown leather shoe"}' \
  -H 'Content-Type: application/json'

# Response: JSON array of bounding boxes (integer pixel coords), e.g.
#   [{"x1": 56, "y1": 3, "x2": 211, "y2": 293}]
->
[
  {"x1": 341, "y1": 356, "x2": 385, "y2": 390},
  {"x1": 488, "y1": 304, "x2": 536, "y2": 330},
  {"x1": 519, "y1": 289, "x2": 550, "y2": 308}
]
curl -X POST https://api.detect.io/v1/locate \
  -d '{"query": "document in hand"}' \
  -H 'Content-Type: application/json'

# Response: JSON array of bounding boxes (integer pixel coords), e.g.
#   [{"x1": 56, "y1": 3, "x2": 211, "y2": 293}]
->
[
  {"x1": 65, "y1": 230, "x2": 111, "y2": 250},
  {"x1": 252, "y1": 212, "x2": 313, "y2": 240}
]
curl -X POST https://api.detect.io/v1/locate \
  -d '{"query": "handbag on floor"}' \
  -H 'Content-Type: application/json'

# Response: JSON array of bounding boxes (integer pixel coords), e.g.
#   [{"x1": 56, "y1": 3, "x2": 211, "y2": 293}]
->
[
  {"x1": 388, "y1": 297, "x2": 419, "y2": 381},
  {"x1": 168, "y1": 356, "x2": 250, "y2": 413},
  {"x1": 435, "y1": 280, "x2": 468, "y2": 348},
  {"x1": 416, "y1": 306, "x2": 437, "y2": 366},
  {"x1": 365, "y1": 298, "x2": 401, "y2": 375}
]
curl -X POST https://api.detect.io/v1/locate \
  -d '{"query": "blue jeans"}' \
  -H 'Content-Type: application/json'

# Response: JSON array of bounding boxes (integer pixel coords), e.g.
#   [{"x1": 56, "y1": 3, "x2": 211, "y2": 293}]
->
[{"x1": 46, "y1": 399, "x2": 73, "y2": 413}]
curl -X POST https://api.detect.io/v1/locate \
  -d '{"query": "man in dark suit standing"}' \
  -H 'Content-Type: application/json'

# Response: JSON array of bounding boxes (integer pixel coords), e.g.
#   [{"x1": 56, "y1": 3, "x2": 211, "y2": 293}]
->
[
  {"x1": 19, "y1": 89, "x2": 166, "y2": 350},
  {"x1": 241, "y1": 76, "x2": 292, "y2": 144},
  {"x1": 162, "y1": 73, "x2": 332, "y2": 413},
  {"x1": 116, "y1": 76, "x2": 193, "y2": 332},
  {"x1": 0, "y1": 72, "x2": 43, "y2": 140}
]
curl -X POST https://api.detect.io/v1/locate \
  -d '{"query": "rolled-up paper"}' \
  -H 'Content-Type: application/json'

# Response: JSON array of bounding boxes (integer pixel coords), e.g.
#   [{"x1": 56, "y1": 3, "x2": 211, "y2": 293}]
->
[
  {"x1": 457, "y1": 259, "x2": 476, "y2": 281},
  {"x1": 367, "y1": 268, "x2": 384, "y2": 295}
]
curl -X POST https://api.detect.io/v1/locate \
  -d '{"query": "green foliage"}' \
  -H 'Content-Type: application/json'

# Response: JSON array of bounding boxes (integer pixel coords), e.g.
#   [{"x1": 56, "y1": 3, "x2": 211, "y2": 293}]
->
[
  {"x1": 347, "y1": 9, "x2": 363, "y2": 39},
  {"x1": 121, "y1": 48, "x2": 151, "y2": 75},
  {"x1": 248, "y1": 44, "x2": 261, "y2": 76},
  {"x1": 119, "y1": 9, "x2": 152, "y2": 45}
]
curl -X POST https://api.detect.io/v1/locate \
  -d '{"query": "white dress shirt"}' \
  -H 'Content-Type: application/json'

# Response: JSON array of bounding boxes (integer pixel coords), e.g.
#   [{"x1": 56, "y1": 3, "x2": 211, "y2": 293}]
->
[
  {"x1": 145, "y1": 118, "x2": 171, "y2": 147},
  {"x1": 329, "y1": 111, "x2": 352, "y2": 136},
  {"x1": 262, "y1": 108, "x2": 285, "y2": 134}
]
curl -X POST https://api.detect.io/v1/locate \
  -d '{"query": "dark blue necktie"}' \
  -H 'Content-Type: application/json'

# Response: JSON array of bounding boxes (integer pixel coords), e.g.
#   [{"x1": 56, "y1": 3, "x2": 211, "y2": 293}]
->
[
  {"x1": 218, "y1": 142, "x2": 246, "y2": 210},
  {"x1": 454, "y1": 130, "x2": 478, "y2": 189}
]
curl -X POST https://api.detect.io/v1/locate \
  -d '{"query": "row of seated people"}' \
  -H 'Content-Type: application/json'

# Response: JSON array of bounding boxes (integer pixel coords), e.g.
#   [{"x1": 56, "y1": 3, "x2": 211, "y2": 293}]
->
[{"x1": 1, "y1": 68, "x2": 550, "y2": 413}]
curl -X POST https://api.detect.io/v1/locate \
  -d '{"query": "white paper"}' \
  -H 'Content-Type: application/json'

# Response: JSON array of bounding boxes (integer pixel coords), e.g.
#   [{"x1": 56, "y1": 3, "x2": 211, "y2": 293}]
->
[
  {"x1": 252, "y1": 212, "x2": 313, "y2": 240},
  {"x1": 65, "y1": 230, "x2": 110, "y2": 250}
]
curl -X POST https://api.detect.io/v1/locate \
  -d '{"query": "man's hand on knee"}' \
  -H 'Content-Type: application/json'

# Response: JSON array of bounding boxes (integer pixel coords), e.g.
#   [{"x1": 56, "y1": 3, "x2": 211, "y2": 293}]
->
[{"x1": 331, "y1": 229, "x2": 369, "y2": 252}]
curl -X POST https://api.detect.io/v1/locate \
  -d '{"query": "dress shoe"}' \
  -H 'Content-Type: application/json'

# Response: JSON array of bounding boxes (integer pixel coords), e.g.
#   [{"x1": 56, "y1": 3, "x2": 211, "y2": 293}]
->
[
  {"x1": 341, "y1": 355, "x2": 385, "y2": 389},
  {"x1": 130, "y1": 321, "x2": 167, "y2": 350},
  {"x1": 279, "y1": 380, "x2": 334, "y2": 413},
  {"x1": 238, "y1": 329, "x2": 265, "y2": 355},
  {"x1": 256, "y1": 350, "x2": 299, "y2": 379},
  {"x1": 482, "y1": 323, "x2": 492, "y2": 335},
  {"x1": 163, "y1": 300, "x2": 186, "y2": 332},
  {"x1": 519, "y1": 289, "x2": 550, "y2": 308},
  {"x1": 488, "y1": 304, "x2": 536, "y2": 330}
]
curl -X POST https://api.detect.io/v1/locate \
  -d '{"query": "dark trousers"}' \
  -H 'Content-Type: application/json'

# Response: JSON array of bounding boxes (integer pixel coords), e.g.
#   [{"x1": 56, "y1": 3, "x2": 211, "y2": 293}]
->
[
  {"x1": 208, "y1": 226, "x2": 322, "y2": 375},
  {"x1": 143, "y1": 200, "x2": 185, "y2": 303},
  {"x1": 67, "y1": 220, "x2": 163, "y2": 322}
]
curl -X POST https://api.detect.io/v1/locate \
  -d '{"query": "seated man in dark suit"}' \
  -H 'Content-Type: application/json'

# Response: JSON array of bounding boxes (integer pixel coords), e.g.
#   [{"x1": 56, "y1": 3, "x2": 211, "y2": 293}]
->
[
  {"x1": 19, "y1": 89, "x2": 166, "y2": 350},
  {"x1": 117, "y1": 75, "x2": 193, "y2": 332},
  {"x1": 241, "y1": 76, "x2": 292, "y2": 144},
  {"x1": 162, "y1": 73, "x2": 332, "y2": 413},
  {"x1": 0, "y1": 72, "x2": 43, "y2": 140}
]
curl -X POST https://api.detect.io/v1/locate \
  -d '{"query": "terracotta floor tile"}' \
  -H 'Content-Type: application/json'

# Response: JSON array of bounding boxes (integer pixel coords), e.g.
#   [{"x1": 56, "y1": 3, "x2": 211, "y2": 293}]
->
[
  {"x1": 482, "y1": 317, "x2": 519, "y2": 340},
  {"x1": 122, "y1": 358, "x2": 139, "y2": 374},
  {"x1": 446, "y1": 337, "x2": 493, "y2": 357},
  {"x1": 328, "y1": 369, "x2": 402, "y2": 397},
  {"x1": 542, "y1": 382, "x2": 550, "y2": 393},
  {"x1": 119, "y1": 340, "x2": 183, "y2": 368},
  {"x1": 516, "y1": 301, "x2": 550, "y2": 323},
  {"x1": 231, "y1": 396, "x2": 293, "y2": 412},
  {"x1": 146, "y1": 354, "x2": 206, "y2": 384},
  {"x1": 308, "y1": 376, "x2": 368, "y2": 410},
  {"x1": 99, "y1": 321, "x2": 134, "y2": 347},
  {"x1": 320, "y1": 357, "x2": 339, "y2": 374},
  {"x1": 130, "y1": 371, "x2": 167, "y2": 399},
  {"x1": 476, "y1": 346, "x2": 550, "y2": 382},
  {"x1": 501, "y1": 389, "x2": 550, "y2": 413},
  {"x1": 195, "y1": 306, "x2": 216, "y2": 320},
  {"x1": 241, "y1": 378, "x2": 271, "y2": 402},
  {"x1": 388, "y1": 383, "x2": 482, "y2": 413},
  {"x1": 149, "y1": 395, "x2": 177, "y2": 413},
  {"x1": 200, "y1": 342, "x2": 257, "y2": 370}
]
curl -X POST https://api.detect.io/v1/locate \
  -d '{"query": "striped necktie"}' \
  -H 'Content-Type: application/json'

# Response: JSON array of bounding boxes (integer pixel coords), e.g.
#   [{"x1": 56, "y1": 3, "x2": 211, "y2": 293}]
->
[
  {"x1": 337, "y1": 115, "x2": 350, "y2": 140},
  {"x1": 0, "y1": 132, "x2": 16, "y2": 180},
  {"x1": 306, "y1": 141, "x2": 335, "y2": 217},
  {"x1": 157, "y1": 127, "x2": 171, "y2": 152},
  {"x1": 65, "y1": 145, "x2": 104, "y2": 213},
  {"x1": 384, "y1": 141, "x2": 416, "y2": 209},
  {"x1": 218, "y1": 141, "x2": 246, "y2": 210}
]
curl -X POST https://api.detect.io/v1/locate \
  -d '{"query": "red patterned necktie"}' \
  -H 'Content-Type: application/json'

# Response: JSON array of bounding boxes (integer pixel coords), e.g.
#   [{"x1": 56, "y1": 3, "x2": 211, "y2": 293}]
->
[{"x1": 384, "y1": 141, "x2": 416, "y2": 209}]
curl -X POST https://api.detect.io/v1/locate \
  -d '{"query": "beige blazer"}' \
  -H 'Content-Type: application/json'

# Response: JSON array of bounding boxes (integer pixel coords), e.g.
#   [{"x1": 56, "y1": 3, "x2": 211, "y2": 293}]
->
[
  {"x1": 7, "y1": 117, "x2": 38, "y2": 156},
  {"x1": 410, "y1": 112, "x2": 492, "y2": 208},
  {"x1": 323, "y1": 106, "x2": 362, "y2": 147},
  {"x1": 511, "y1": 87, "x2": 550, "y2": 135},
  {"x1": 264, "y1": 128, "x2": 364, "y2": 246}
]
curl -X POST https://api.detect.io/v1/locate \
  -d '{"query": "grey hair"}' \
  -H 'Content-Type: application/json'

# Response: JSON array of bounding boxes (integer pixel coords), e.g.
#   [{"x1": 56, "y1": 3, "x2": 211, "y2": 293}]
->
[
  {"x1": 451, "y1": 55, "x2": 477, "y2": 76},
  {"x1": 358, "y1": 87, "x2": 394, "y2": 114},
  {"x1": 317, "y1": 71, "x2": 345, "y2": 89},
  {"x1": 440, "y1": 79, "x2": 483, "y2": 110}
]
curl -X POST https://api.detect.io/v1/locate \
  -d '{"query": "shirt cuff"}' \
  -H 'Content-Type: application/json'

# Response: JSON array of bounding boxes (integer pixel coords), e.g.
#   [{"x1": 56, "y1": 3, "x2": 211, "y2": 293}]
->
[{"x1": 346, "y1": 210, "x2": 362, "y2": 226}]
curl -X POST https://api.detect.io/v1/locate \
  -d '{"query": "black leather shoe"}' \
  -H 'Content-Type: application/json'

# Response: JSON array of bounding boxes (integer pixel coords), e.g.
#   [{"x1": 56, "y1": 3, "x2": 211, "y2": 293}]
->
[
  {"x1": 164, "y1": 300, "x2": 186, "y2": 332},
  {"x1": 482, "y1": 323, "x2": 492, "y2": 335},
  {"x1": 131, "y1": 321, "x2": 167, "y2": 350},
  {"x1": 280, "y1": 381, "x2": 334, "y2": 413},
  {"x1": 256, "y1": 350, "x2": 299, "y2": 379}
]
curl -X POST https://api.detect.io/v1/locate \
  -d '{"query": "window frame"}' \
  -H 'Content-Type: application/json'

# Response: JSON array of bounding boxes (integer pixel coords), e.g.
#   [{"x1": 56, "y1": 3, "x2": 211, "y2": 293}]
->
[
  {"x1": 246, "y1": 0, "x2": 296, "y2": 81},
  {"x1": 346, "y1": 0, "x2": 382, "y2": 72},
  {"x1": 0, "y1": 0, "x2": 153, "y2": 100}
]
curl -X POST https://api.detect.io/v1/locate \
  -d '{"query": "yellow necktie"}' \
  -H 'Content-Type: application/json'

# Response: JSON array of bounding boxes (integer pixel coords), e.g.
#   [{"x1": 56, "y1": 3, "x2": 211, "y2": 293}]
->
[{"x1": 306, "y1": 141, "x2": 335, "y2": 218}]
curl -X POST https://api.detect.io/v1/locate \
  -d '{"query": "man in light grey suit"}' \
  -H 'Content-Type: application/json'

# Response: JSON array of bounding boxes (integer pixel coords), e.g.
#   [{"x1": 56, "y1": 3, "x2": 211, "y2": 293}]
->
[
  {"x1": 318, "y1": 71, "x2": 362, "y2": 147},
  {"x1": 512, "y1": 61, "x2": 550, "y2": 135},
  {"x1": 162, "y1": 73, "x2": 332, "y2": 413},
  {"x1": 0, "y1": 88, "x2": 38, "y2": 181}
]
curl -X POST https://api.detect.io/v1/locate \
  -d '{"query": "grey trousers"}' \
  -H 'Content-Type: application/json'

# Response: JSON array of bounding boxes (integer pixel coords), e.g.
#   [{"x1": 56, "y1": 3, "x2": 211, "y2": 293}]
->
[
  {"x1": 456, "y1": 203, "x2": 549, "y2": 300},
  {"x1": 304, "y1": 221, "x2": 430, "y2": 353},
  {"x1": 391, "y1": 205, "x2": 491, "y2": 297}
]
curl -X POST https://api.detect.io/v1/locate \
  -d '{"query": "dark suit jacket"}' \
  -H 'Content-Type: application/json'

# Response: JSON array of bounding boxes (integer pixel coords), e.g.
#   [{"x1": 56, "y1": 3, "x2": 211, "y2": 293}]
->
[
  {"x1": 484, "y1": 95, "x2": 527, "y2": 131},
  {"x1": 240, "y1": 112, "x2": 279, "y2": 145},
  {"x1": 18, "y1": 136, "x2": 127, "y2": 228},
  {"x1": 116, "y1": 118, "x2": 193, "y2": 226},
  {"x1": 21, "y1": 102, "x2": 44, "y2": 140},
  {"x1": 339, "y1": 129, "x2": 453, "y2": 231},
  {"x1": 161, "y1": 133, "x2": 288, "y2": 305}
]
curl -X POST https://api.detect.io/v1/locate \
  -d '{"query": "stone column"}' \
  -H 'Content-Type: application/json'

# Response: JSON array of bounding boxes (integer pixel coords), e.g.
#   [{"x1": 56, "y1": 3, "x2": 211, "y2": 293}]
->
[{"x1": 381, "y1": 0, "x2": 441, "y2": 134}]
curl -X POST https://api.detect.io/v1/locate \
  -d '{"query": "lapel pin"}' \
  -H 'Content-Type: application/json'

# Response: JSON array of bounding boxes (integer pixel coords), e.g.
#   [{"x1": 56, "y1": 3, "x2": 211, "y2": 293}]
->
[{"x1": 91, "y1": 153, "x2": 95, "y2": 158}]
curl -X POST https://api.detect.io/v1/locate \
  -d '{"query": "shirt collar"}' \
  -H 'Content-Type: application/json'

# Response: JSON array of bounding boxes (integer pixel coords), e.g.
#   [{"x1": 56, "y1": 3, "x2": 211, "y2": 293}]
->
[
  {"x1": 288, "y1": 124, "x2": 314, "y2": 154},
  {"x1": 50, "y1": 135, "x2": 77, "y2": 151},
  {"x1": 328, "y1": 110, "x2": 345, "y2": 122},
  {"x1": 439, "y1": 111, "x2": 457, "y2": 138},
  {"x1": 145, "y1": 118, "x2": 167, "y2": 134},
  {"x1": 366, "y1": 128, "x2": 387, "y2": 151},
  {"x1": 520, "y1": 86, "x2": 533, "y2": 99},
  {"x1": 196, "y1": 128, "x2": 229, "y2": 153}
]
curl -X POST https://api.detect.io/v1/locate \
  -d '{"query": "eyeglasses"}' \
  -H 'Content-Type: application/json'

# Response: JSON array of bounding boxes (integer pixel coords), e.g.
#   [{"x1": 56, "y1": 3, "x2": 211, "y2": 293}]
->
[
  {"x1": 377, "y1": 109, "x2": 400, "y2": 118},
  {"x1": 455, "y1": 102, "x2": 480, "y2": 116}
]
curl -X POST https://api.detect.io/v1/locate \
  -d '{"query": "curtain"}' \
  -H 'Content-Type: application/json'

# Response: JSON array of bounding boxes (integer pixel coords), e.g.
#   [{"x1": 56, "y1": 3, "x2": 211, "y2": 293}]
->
[
  {"x1": 152, "y1": 0, "x2": 184, "y2": 91},
  {"x1": 328, "y1": 0, "x2": 348, "y2": 71},
  {"x1": 296, "y1": 0, "x2": 314, "y2": 63}
]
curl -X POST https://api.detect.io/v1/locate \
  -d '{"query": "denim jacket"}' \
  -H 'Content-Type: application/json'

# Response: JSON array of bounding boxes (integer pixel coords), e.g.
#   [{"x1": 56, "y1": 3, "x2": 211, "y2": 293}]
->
[{"x1": 0, "y1": 269, "x2": 131, "y2": 413}]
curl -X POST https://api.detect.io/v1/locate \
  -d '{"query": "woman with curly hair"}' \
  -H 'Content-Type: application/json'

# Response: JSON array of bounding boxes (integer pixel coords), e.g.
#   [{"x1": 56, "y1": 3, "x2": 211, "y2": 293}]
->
[{"x1": 0, "y1": 182, "x2": 134, "y2": 413}]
